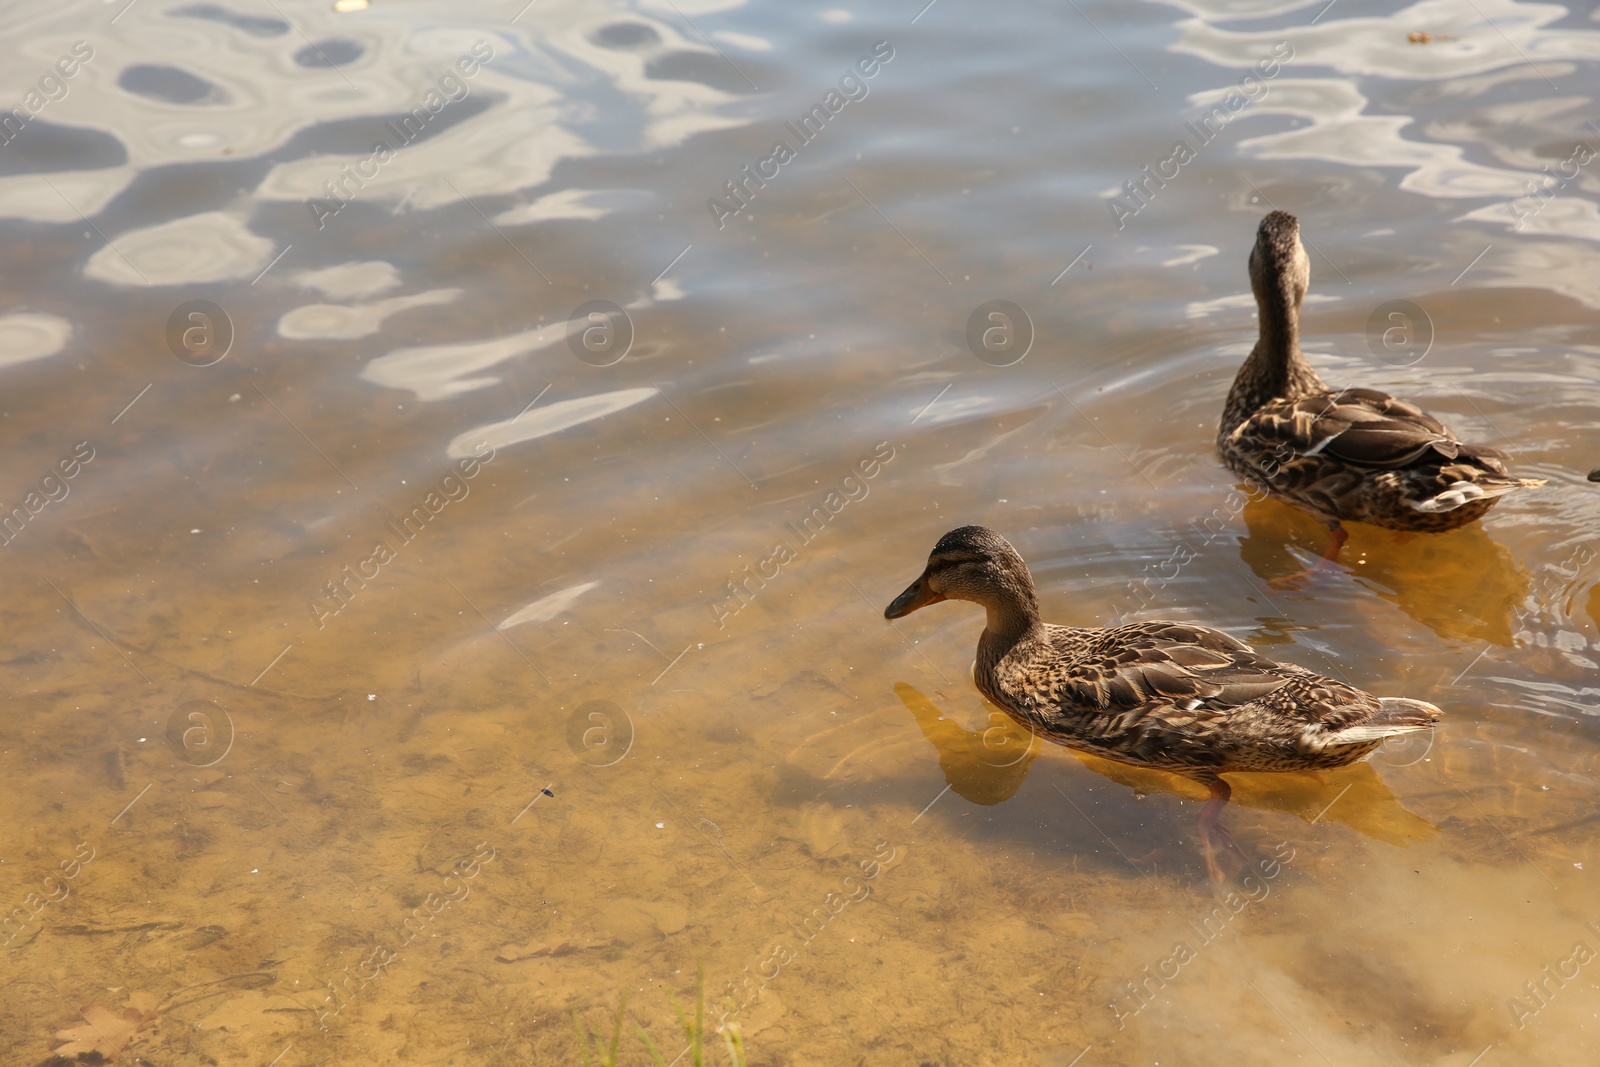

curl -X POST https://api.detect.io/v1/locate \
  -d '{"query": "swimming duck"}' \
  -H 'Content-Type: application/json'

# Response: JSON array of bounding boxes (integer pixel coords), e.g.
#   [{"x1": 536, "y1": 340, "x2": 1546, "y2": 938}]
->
[
  {"x1": 883, "y1": 525, "x2": 1440, "y2": 880},
  {"x1": 1218, "y1": 211, "x2": 1544, "y2": 567}
]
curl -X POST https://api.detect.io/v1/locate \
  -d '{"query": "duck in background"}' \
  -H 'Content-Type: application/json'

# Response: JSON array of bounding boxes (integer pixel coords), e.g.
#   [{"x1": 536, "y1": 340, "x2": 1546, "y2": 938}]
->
[
  {"x1": 1218, "y1": 211, "x2": 1544, "y2": 578},
  {"x1": 883, "y1": 525, "x2": 1439, "y2": 881}
]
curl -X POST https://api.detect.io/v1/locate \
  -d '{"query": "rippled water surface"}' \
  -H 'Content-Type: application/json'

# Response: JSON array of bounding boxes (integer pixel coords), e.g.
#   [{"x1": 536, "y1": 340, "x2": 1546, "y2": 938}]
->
[{"x1": 3, "y1": 0, "x2": 1599, "y2": 1063}]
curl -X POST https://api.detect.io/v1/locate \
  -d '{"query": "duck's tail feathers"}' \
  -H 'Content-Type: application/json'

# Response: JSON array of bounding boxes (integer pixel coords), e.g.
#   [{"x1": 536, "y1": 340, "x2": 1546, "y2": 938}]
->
[
  {"x1": 1326, "y1": 697, "x2": 1442, "y2": 745},
  {"x1": 1412, "y1": 477, "x2": 1545, "y2": 513}
]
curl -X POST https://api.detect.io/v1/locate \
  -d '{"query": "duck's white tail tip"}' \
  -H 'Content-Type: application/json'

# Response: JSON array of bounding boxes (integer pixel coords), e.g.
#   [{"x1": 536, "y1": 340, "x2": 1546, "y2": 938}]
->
[{"x1": 1413, "y1": 478, "x2": 1546, "y2": 513}]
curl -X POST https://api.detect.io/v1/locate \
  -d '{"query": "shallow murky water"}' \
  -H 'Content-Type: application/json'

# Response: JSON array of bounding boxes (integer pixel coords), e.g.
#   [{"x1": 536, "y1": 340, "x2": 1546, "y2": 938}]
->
[{"x1": 2, "y1": 0, "x2": 1598, "y2": 1064}]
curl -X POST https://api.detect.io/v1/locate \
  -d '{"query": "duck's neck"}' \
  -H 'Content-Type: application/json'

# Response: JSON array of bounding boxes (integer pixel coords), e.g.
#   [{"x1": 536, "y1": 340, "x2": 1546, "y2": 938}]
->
[
  {"x1": 973, "y1": 586, "x2": 1047, "y2": 711},
  {"x1": 979, "y1": 588, "x2": 1044, "y2": 649},
  {"x1": 1258, "y1": 273, "x2": 1302, "y2": 370},
  {"x1": 1223, "y1": 277, "x2": 1325, "y2": 431}
]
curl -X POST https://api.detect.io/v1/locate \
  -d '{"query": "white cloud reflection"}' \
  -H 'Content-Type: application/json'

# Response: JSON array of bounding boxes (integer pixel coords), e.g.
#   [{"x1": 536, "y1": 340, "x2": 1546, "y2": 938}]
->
[
  {"x1": 0, "y1": 3, "x2": 752, "y2": 225},
  {"x1": 0, "y1": 312, "x2": 72, "y2": 368},
  {"x1": 278, "y1": 288, "x2": 461, "y2": 340},
  {"x1": 445, "y1": 387, "x2": 658, "y2": 458},
  {"x1": 362, "y1": 326, "x2": 559, "y2": 401},
  {"x1": 1172, "y1": 0, "x2": 1600, "y2": 81},
  {"x1": 83, "y1": 211, "x2": 274, "y2": 287},
  {"x1": 292, "y1": 261, "x2": 403, "y2": 300}
]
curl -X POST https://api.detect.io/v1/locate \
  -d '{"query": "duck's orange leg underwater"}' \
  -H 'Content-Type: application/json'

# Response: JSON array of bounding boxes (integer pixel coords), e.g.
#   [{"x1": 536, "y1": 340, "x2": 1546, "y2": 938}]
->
[
  {"x1": 1195, "y1": 775, "x2": 1251, "y2": 884},
  {"x1": 1269, "y1": 520, "x2": 1348, "y2": 589}
]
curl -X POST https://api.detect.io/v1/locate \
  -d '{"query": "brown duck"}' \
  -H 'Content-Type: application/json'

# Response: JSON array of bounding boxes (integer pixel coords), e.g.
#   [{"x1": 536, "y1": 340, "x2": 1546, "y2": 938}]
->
[
  {"x1": 884, "y1": 525, "x2": 1440, "y2": 880},
  {"x1": 1219, "y1": 210, "x2": 1544, "y2": 566}
]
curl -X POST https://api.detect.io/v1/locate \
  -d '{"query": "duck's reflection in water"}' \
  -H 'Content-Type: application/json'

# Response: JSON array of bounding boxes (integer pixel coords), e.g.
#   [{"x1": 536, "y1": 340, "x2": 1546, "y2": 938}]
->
[
  {"x1": 1238, "y1": 495, "x2": 1530, "y2": 646},
  {"x1": 894, "y1": 682, "x2": 1040, "y2": 806},
  {"x1": 895, "y1": 681, "x2": 1436, "y2": 847}
]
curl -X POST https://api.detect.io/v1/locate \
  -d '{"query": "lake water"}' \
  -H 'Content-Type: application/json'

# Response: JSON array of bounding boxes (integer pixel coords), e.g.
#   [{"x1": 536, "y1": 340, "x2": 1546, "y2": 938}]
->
[{"x1": 2, "y1": 0, "x2": 1598, "y2": 1063}]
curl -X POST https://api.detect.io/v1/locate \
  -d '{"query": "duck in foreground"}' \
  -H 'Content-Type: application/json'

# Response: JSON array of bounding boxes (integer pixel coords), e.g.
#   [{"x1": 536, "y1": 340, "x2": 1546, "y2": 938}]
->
[
  {"x1": 1219, "y1": 210, "x2": 1544, "y2": 570},
  {"x1": 884, "y1": 525, "x2": 1440, "y2": 881}
]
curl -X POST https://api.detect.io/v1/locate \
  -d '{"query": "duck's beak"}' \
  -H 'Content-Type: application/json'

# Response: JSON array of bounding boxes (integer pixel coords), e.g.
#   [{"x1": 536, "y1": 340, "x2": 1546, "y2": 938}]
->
[{"x1": 885, "y1": 571, "x2": 944, "y2": 619}]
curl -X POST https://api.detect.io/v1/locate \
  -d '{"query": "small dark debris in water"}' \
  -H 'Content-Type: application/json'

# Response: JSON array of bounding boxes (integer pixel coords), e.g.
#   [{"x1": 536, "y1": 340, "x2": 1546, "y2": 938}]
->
[
  {"x1": 1588, "y1": 468, "x2": 1600, "y2": 482},
  {"x1": 103, "y1": 747, "x2": 127, "y2": 791}
]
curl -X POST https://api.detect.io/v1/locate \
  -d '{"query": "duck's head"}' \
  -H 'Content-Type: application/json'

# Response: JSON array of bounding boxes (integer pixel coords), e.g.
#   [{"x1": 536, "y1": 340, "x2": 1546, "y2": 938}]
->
[
  {"x1": 884, "y1": 525, "x2": 1039, "y2": 624},
  {"x1": 1248, "y1": 210, "x2": 1309, "y2": 314}
]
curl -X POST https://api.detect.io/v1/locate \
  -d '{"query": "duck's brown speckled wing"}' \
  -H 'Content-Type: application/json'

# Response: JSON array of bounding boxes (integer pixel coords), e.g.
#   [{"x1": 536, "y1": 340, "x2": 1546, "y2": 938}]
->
[
  {"x1": 1221, "y1": 387, "x2": 1533, "y2": 526},
  {"x1": 1012, "y1": 622, "x2": 1381, "y2": 771},
  {"x1": 1238, "y1": 388, "x2": 1504, "y2": 470}
]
